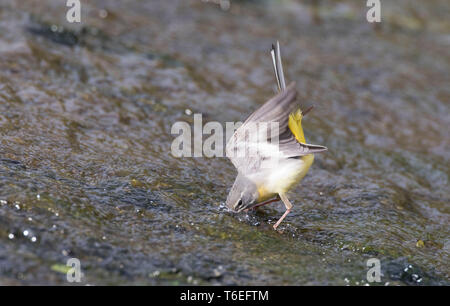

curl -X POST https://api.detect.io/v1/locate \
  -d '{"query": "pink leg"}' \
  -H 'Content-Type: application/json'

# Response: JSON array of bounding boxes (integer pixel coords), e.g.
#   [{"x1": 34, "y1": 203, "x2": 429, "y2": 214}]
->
[
  {"x1": 273, "y1": 208, "x2": 291, "y2": 229},
  {"x1": 273, "y1": 193, "x2": 293, "y2": 230},
  {"x1": 251, "y1": 197, "x2": 280, "y2": 209},
  {"x1": 244, "y1": 197, "x2": 280, "y2": 212}
]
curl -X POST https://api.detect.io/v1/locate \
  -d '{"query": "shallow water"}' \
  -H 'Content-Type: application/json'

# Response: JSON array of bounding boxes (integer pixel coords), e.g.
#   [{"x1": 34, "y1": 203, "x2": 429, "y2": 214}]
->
[{"x1": 0, "y1": 0, "x2": 449, "y2": 285}]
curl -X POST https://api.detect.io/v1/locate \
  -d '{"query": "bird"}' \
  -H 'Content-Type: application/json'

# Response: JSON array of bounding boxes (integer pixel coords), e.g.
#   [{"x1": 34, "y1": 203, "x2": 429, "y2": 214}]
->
[{"x1": 225, "y1": 41, "x2": 327, "y2": 230}]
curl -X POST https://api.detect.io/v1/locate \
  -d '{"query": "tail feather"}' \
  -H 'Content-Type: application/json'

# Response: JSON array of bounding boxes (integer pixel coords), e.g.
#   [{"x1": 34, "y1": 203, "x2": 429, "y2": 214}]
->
[
  {"x1": 270, "y1": 46, "x2": 281, "y2": 92},
  {"x1": 271, "y1": 41, "x2": 286, "y2": 92}
]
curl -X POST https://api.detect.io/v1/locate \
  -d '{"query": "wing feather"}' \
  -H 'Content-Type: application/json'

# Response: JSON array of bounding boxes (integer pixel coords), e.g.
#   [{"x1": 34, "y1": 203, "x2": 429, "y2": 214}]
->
[{"x1": 226, "y1": 83, "x2": 327, "y2": 174}]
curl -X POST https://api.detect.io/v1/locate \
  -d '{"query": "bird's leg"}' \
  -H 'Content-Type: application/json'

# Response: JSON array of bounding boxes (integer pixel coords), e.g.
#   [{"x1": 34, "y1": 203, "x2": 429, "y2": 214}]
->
[
  {"x1": 273, "y1": 193, "x2": 292, "y2": 230},
  {"x1": 254, "y1": 197, "x2": 280, "y2": 208},
  {"x1": 247, "y1": 196, "x2": 280, "y2": 211}
]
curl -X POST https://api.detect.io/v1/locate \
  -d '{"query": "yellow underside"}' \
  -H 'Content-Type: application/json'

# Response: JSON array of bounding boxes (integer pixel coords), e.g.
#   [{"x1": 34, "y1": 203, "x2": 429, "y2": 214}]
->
[{"x1": 257, "y1": 108, "x2": 314, "y2": 201}]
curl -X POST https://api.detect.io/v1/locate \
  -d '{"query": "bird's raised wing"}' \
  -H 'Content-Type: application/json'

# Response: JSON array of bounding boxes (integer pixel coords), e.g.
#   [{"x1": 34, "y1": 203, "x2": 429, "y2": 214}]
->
[{"x1": 226, "y1": 83, "x2": 326, "y2": 174}]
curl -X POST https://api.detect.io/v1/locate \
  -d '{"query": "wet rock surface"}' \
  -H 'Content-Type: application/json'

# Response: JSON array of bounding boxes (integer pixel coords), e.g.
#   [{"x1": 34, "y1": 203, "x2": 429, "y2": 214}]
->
[{"x1": 0, "y1": 0, "x2": 448, "y2": 285}]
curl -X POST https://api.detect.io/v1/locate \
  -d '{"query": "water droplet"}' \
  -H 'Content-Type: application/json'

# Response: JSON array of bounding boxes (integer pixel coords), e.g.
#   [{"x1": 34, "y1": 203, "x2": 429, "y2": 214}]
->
[
  {"x1": 23, "y1": 230, "x2": 29, "y2": 236},
  {"x1": 99, "y1": 9, "x2": 108, "y2": 19},
  {"x1": 150, "y1": 270, "x2": 160, "y2": 277},
  {"x1": 185, "y1": 109, "x2": 192, "y2": 115},
  {"x1": 8, "y1": 233, "x2": 14, "y2": 239},
  {"x1": 411, "y1": 274, "x2": 422, "y2": 283},
  {"x1": 219, "y1": 0, "x2": 230, "y2": 11},
  {"x1": 213, "y1": 265, "x2": 224, "y2": 277},
  {"x1": 36, "y1": 194, "x2": 40, "y2": 200},
  {"x1": 51, "y1": 25, "x2": 58, "y2": 32},
  {"x1": 31, "y1": 236, "x2": 37, "y2": 242}
]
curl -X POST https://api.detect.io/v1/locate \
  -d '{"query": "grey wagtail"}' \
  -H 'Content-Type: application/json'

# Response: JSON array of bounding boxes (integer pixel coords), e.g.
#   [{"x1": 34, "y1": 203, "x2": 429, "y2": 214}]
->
[{"x1": 225, "y1": 41, "x2": 327, "y2": 230}]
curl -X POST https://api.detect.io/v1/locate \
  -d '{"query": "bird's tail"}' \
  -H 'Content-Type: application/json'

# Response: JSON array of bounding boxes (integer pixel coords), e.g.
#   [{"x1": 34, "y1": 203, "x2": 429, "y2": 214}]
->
[{"x1": 270, "y1": 41, "x2": 286, "y2": 92}]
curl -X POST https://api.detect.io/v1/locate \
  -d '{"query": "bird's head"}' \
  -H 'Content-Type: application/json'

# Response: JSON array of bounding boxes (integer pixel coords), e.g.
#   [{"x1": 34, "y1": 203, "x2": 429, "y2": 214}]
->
[{"x1": 226, "y1": 174, "x2": 259, "y2": 212}]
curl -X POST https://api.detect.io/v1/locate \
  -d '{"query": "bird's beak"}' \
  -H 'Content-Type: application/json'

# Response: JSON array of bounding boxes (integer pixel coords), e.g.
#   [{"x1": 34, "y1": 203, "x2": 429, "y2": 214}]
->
[{"x1": 237, "y1": 204, "x2": 251, "y2": 213}]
